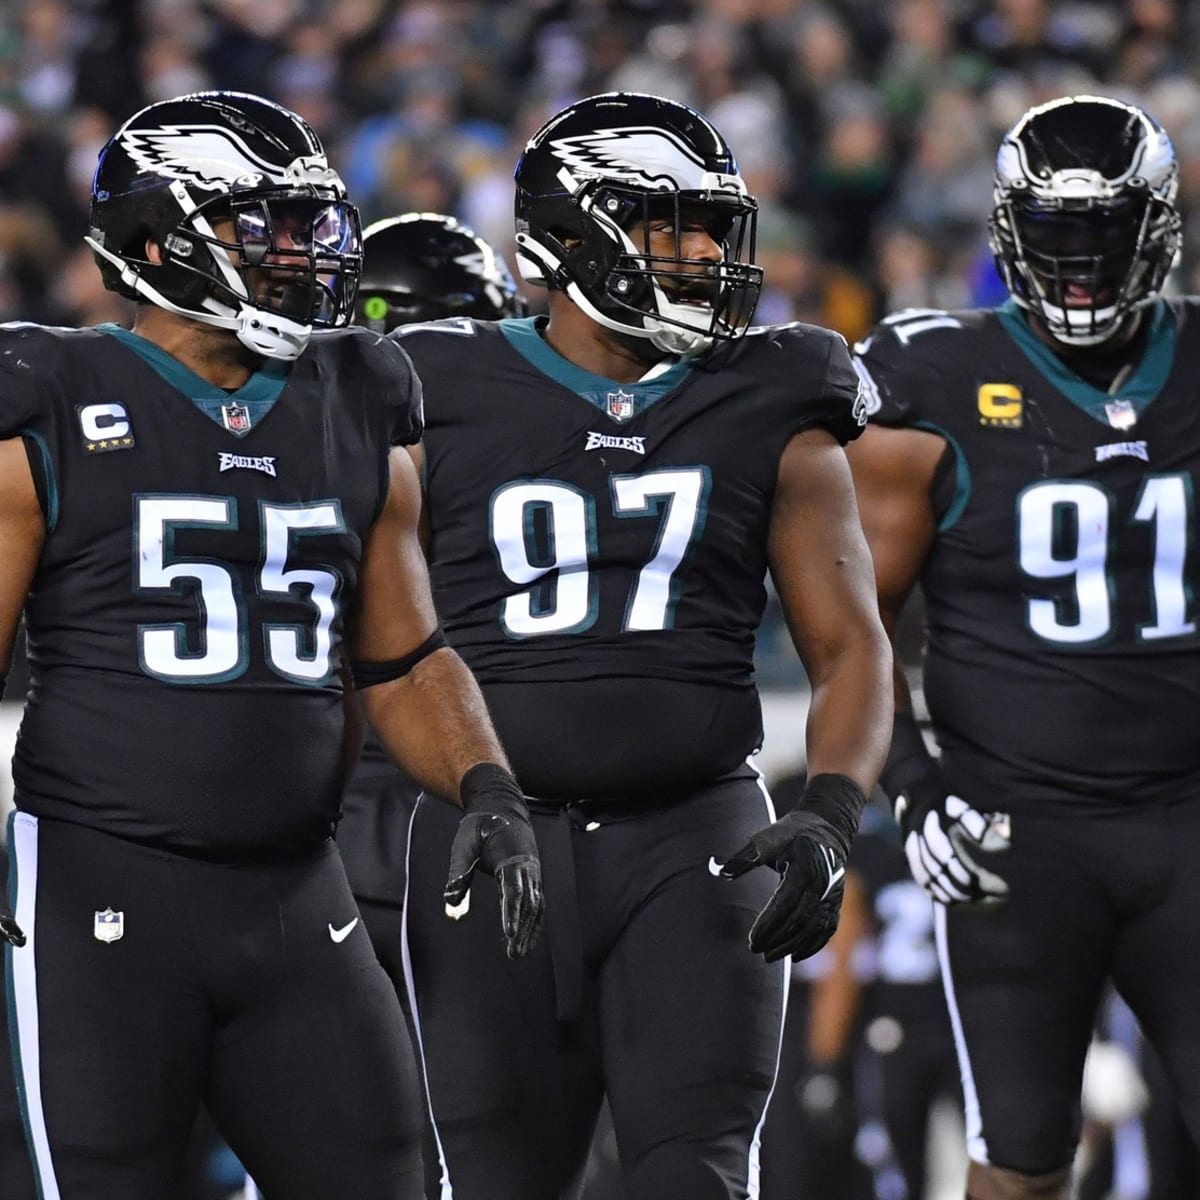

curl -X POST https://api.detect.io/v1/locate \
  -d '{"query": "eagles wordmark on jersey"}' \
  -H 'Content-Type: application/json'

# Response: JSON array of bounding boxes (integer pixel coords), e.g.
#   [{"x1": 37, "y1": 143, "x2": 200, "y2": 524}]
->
[
  {"x1": 397, "y1": 314, "x2": 865, "y2": 800},
  {"x1": 0, "y1": 321, "x2": 420, "y2": 854},
  {"x1": 856, "y1": 298, "x2": 1200, "y2": 807}
]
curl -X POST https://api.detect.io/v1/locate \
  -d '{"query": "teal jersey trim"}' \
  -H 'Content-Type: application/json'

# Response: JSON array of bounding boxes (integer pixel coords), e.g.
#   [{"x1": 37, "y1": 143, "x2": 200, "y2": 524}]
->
[
  {"x1": 18, "y1": 428, "x2": 57, "y2": 532},
  {"x1": 996, "y1": 299, "x2": 1176, "y2": 424},
  {"x1": 99, "y1": 324, "x2": 290, "y2": 427},
  {"x1": 914, "y1": 420, "x2": 970, "y2": 532},
  {"x1": 498, "y1": 316, "x2": 692, "y2": 417}
]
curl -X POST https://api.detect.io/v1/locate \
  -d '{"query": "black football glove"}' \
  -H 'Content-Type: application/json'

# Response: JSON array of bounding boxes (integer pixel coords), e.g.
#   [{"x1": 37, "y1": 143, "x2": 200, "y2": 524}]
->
[
  {"x1": 719, "y1": 774, "x2": 864, "y2": 963},
  {"x1": 444, "y1": 763, "x2": 543, "y2": 959},
  {"x1": 893, "y1": 771, "x2": 1010, "y2": 907}
]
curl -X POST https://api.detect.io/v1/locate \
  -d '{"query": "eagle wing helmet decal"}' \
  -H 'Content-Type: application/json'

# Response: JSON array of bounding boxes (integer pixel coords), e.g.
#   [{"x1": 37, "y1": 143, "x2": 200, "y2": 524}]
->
[
  {"x1": 118, "y1": 124, "x2": 308, "y2": 190},
  {"x1": 548, "y1": 126, "x2": 710, "y2": 190}
]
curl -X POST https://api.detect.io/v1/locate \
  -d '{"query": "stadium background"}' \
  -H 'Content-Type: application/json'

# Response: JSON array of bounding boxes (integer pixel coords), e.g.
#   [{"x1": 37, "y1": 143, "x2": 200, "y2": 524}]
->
[{"x1": 0, "y1": 1, "x2": 1195, "y2": 1197}]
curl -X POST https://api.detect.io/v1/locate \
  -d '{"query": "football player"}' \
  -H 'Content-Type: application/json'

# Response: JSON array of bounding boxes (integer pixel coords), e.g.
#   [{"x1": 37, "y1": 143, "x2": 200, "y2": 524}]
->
[
  {"x1": 848, "y1": 94, "x2": 1200, "y2": 1199},
  {"x1": 0, "y1": 91, "x2": 540, "y2": 1200},
  {"x1": 341, "y1": 211, "x2": 526, "y2": 1003},
  {"x1": 396, "y1": 91, "x2": 893, "y2": 1199}
]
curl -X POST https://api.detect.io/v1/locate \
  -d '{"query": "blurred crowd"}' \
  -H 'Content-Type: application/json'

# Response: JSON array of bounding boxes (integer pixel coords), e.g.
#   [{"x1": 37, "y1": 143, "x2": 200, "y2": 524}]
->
[{"x1": 4, "y1": 0, "x2": 1200, "y2": 344}]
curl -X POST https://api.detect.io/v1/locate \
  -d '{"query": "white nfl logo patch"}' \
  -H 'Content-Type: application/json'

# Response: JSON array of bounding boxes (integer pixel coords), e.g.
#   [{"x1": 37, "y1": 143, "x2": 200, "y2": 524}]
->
[
  {"x1": 606, "y1": 389, "x2": 635, "y2": 422},
  {"x1": 1104, "y1": 399, "x2": 1137, "y2": 430},
  {"x1": 222, "y1": 403, "x2": 252, "y2": 434},
  {"x1": 94, "y1": 908, "x2": 124, "y2": 944}
]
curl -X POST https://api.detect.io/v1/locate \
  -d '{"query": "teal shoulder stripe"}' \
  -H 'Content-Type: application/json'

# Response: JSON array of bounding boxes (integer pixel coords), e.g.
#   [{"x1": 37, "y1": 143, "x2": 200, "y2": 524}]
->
[
  {"x1": 913, "y1": 420, "x2": 970, "y2": 532},
  {"x1": 995, "y1": 299, "x2": 1175, "y2": 422},
  {"x1": 18, "y1": 428, "x2": 57, "y2": 532},
  {"x1": 498, "y1": 317, "x2": 691, "y2": 416}
]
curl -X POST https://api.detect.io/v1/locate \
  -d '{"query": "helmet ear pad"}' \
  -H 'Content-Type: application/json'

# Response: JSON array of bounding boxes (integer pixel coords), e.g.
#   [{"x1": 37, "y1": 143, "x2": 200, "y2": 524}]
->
[
  {"x1": 91, "y1": 184, "x2": 233, "y2": 311},
  {"x1": 518, "y1": 193, "x2": 620, "y2": 292},
  {"x1": 519, "y1": 192, "x2": 665, "y2": 325}
]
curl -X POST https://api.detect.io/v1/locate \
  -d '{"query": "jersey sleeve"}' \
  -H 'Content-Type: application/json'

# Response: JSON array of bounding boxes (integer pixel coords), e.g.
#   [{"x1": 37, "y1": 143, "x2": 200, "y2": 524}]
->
[
  {"x1": 759, "y1": 323, "x2": 869, "y2": 445},
  {"x1": 0, "y1": 324, "x2": 57, "y2": 438},
  {"x1": 818, "y1": 328, "x2": 869, "y2": 444},
  {"x1": 853, "y1": 318, "x2": 941, "y2": 429},
  {"x1": 372, "y1": 333, "x2": 423, "y2": 447}
]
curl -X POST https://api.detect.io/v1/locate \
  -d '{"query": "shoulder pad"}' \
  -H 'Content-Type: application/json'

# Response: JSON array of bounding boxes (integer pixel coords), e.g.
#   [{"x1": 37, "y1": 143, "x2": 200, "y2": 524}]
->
[
  {"x1": 390, "y1": 316, "x2": 483, "y2": 340},
  {"x1": 712, "y1": 321, "x2": 866, "y2": 444}
]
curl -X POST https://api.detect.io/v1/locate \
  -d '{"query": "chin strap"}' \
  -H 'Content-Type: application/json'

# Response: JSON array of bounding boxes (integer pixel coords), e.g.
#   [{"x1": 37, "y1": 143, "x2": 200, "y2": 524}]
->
[{"x1": 86, "y1": 236, "x2": 311, "y2": 362}]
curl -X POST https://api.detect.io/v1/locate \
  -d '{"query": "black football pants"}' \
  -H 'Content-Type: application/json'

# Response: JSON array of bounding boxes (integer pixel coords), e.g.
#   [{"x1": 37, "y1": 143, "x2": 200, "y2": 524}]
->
[
  {"x1": 936, "y1": 798, "x2": 1200, "y2": 1175},
  {"x1": 404, "y1": 773, "x2": 789, "y2": 1200},
  {"x1": 6, "y1": 812, "x2": 424, "y2": 1199}
]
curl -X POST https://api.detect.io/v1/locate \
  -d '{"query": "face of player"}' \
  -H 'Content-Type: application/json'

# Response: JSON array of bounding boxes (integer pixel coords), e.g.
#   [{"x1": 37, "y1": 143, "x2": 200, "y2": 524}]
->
[
  {"x1": 206, "y1": 200, "x2": 360, "y2": 324},
  {"x1": 1013, "y1": 195, "x2": 1149, "y2": 311},
  {"x1": 625, "y1": 198, "x2": 729, "y2": 309}
]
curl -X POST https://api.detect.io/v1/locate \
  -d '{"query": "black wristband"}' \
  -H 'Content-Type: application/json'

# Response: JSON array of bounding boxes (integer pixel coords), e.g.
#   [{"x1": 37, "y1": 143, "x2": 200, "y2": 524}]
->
[
  {"x1": 797, "y1": 772, "x2": 868, "y2": 861},
  {"x1": 459, "y1": 761, "x2": 523, "y2": 813},
  {"x1": 879, "y1": 711, "x2": 940, "y2": 801}
]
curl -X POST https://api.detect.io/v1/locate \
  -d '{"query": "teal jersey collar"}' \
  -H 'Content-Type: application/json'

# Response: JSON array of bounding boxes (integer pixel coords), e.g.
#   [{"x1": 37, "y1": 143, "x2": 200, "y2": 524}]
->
[
  {"x1": 996, "y1": 299, "x2": 1175, "y2": 423},
  {"x1": 499, "y1": 316, "x2": 692, "y2": 418},
  {"x1": 99, "y1": 324, "x2": 290, "y2": 431}
]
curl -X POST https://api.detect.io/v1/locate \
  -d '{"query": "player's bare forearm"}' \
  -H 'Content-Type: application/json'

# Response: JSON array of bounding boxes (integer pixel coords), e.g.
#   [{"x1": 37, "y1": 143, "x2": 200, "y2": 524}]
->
[
  {"x1": 358, "y1": 646, "x2": 509, "y2": 805},
  {"x1": 844, "y1": 422, "x2": 945, "y2": 725},
  {"x1": 802, "y1": 624, "x2": 893, "y2": 791}
]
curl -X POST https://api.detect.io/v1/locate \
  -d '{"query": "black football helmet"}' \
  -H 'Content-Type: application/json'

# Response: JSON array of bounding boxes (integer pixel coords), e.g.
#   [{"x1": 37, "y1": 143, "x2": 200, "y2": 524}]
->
[
  {"x1": 87, "y1": 90, "x2": 362, "y2": 360},
  {"x1": 513, "y1": 91, "x2": 762, "y2": 356},
  {"x1": 354, "y1": 212, "x2": 526, "y2": 333},
  {"x1": 989, "y1": 94, "x2": 1180, "y2": 347}
]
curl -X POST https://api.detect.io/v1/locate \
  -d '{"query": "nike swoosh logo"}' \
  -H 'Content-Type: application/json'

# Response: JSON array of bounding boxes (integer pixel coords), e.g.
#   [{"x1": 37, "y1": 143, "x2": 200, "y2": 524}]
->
[
  {"x1": 819, "y1": 846, "x2": 845, "y2": 901},
  {"x1": 328, "y1": 918, "x2": 359, "y2": 944}
]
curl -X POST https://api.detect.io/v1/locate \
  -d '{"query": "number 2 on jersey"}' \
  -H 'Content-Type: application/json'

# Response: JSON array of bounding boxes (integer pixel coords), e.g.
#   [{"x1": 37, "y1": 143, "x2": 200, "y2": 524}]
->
[{"x1": 490, "y1": 467, "x2": 709, "y2": 637}]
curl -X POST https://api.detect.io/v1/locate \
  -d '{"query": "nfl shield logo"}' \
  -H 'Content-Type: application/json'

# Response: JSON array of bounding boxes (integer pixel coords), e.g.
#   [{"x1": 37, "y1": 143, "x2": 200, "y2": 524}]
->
[
  {"x1": 221, "y1": 403, "x2": 252, "y2": 434},
  {"x1": 94, "y1": 908, "x2": 124, "y2": 944},
  {"x1": 606, "y1": 389, "x2": 635, "y2": 422},
  {"x1": 1104, "y1": 399, "x2": 1137, "y2": 431}
]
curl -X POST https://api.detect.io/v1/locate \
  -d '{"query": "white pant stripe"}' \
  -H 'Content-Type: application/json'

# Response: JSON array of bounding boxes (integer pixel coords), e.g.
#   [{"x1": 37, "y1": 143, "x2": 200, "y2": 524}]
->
[
  {"x1": 745, "y1": 759, "x2": 787, "y2": 1200},
  {"x1": 934, "y1": 901, "x2": 988, "y2": 1164},
  {"x1": 400, "y1": 794, "x2": 455, "y2": 1200},
  {"x1": 9, "y1": 811, "x2": 61, "y2": 1199}
]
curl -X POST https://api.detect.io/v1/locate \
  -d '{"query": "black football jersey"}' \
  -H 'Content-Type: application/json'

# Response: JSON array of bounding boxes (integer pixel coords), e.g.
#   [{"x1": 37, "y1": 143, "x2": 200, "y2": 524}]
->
[
  {"x1": 856, "y1": 299, "x2": 1200, "y2": 809},
  {"x1": 0, "y1": 322, "x2": 421, "y2": 855},
  {"x1": 396, "y1": 315, "x2": 864, "y2": 799}
]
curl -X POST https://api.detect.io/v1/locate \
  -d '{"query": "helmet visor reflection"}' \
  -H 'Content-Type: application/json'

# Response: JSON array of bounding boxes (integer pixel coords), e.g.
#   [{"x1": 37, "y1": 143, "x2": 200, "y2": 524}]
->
[{"x1": 232, "y1": 196, "x2": 362, "y2": 325}]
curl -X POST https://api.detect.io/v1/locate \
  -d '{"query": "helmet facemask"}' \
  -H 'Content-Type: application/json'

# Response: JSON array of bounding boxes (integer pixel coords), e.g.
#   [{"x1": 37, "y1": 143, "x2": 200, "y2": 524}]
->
[
  {"x1": 988, "y1": 95, "x2": 1182, "y2": 348},
  {"x1": 991, "y1": 188, "x2": 1179, "y2": 346},
  {"x1": 90, "y1": 181, "x2": 361, "y2": 360},
  {"x1": 519, "y1": 179, "x2": 760, "y2": 356}
]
